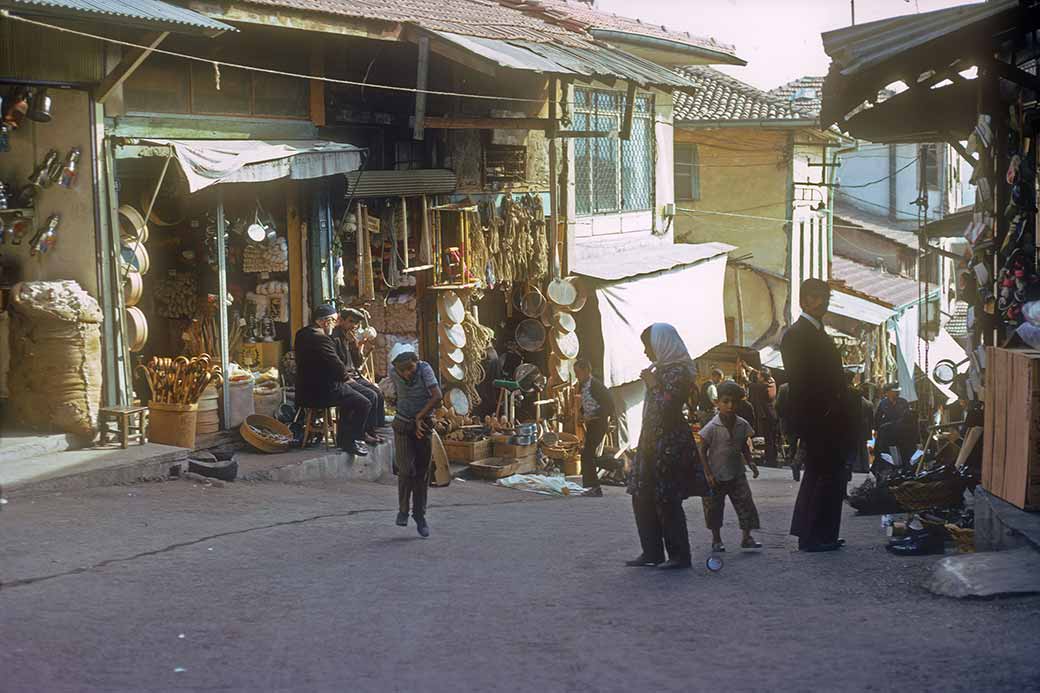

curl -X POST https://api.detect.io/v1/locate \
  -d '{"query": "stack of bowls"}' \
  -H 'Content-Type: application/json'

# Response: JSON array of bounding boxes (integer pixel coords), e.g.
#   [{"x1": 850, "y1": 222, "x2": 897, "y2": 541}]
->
[{"x1": 438, "y1": 291, "x2": 470, "y2": 416}]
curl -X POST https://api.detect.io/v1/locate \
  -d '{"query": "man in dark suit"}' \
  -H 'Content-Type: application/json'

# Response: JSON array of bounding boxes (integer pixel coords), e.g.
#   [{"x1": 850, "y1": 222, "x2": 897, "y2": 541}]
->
[
  {"x1": 294, "y1": 304, "x2": 371, "y2": 457},
  {"x1": 780, "y1": 279, "x2": 850, "y2": 552}
]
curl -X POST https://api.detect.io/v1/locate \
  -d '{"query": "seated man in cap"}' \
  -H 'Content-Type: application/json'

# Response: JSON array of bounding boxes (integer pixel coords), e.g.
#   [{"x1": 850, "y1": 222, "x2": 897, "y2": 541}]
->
[
  {"x1": 333, "y1": 308, "x2": 386, "y2": 446},
  {"x1": 293, "y1": 304, "x2": 372, "y2": 457}
]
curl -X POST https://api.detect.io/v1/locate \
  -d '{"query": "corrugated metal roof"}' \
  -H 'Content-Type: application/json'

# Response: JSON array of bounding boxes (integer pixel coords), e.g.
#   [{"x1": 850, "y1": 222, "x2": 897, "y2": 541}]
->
[
  {"x1": 434, "y1": 31, "x2": 698, "y2": 89},
  {"x1": 829, "y1": 289, "x2": 896, "y2": 325},
  {"x1": 1, "y1": 0, "x2": 235, "y2": 35},
  {"x1": 674, "y1": 66, "x2": 811, "y2": 123},
  {"x1": 831, "y1": 255, "x2": 931, "y2": 309},
  {"x1": 345, "y1": 169, "x2": 457, "y2": 197},
  {"x1": 573, "y1": 241, "x2": 734, "y2": 281},
  {"x1": 833, "y1": 200, "x2": 918, "y2": 249}
]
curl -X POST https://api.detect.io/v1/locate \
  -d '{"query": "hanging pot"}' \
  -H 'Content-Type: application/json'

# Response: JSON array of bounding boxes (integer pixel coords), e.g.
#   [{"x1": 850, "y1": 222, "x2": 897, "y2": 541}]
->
[
  {"x1": 441, "y1": 344, "x2": 465, "y2": 364},
  {"x1": 515, "y1": 319, "x2": 546, "y2": 352},
  {"x1": 441, "y1": 322, "x2": 467, "y2": 349},
  {"x1": 117, "y1": 205, "x2": 149, "y2": 244},
  {"x1": 120, "y1": 241, "x2": 150, "y2": 275},
  {"x1": 445, "y1": 387, "x2": 471, "y2": 416},
  {"x1": 569, "y1": 279, "x2": 589, "y2": 312},
  {"x1": 555, "y1": 330, "x2": 580, "y2": 360},
  {"x1": 28, "y1": 88, "x2": 52, "y2": 123},
  {"x1": 444, "y1": 363, "x2": 466, "y2": 382},
  {"x1": 124, "y1": 271, "x2": 144, "y2": 307},
  {"x1": 125, "y1": 306, "x2": 148, "y2": 352},
  {"x1": 520, "y1": 287, "x2": 546, "y2": 318},
  {"x1": 438, "y1": 291, "x2": 466, "y2": 324},
  {"x1": 554, "y1": 311, "x2": 576, "y2": 333},
  {"x1": 547, "y1": 276, "x2": 577, "y2": 307}
]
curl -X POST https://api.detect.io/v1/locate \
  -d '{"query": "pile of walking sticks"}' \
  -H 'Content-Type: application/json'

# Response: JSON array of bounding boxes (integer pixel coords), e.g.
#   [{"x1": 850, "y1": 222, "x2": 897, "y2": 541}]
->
[{"x1": 137, "y1": 354, "x2": 223, "y2": 405}]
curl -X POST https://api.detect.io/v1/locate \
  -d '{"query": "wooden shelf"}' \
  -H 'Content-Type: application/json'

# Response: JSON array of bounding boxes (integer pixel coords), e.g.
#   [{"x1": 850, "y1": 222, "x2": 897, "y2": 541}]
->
[{"x1": 428, "y1": 282, "x2": 480, "y2": 291}]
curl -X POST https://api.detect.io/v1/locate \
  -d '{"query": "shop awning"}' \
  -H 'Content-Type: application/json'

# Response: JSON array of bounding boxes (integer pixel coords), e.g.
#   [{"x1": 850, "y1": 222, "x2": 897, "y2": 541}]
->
[
  {"x1": 344, "y1": 169, "x2": 456, "y2": 198},
  {"x1": 0, "y1": 0, "x2": 236, "y2": 36},
  {"x1": 828, "y1": 289, "x2": 896, "y2": 326},
  {"x1": 134, "y1": 139, "x2": 365, "y2": 193},
  {"x1": 572, "y1": 241, "x2": 734, "y2": 282}
]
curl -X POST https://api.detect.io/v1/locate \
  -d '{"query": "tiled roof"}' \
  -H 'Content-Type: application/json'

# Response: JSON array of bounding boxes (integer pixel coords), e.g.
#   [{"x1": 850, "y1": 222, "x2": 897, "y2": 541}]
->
[
  {"x1": 673, "y1": 66, "x2": 812, "y2": 122},
  {"x1": 833, "y1": 200, "x2": 918, "y2": 249},
  {"x1": 831, "y1": 255, "x2": 931, "y2": 309},
  {"x1": 768, "y1": 75, "x2": 825, "y2": 117},
  {"x1": 530, "y1": 0, "x2": 739, "y2": 59},
  {"x1": 241, "y1": 0, "x2": 591, "y2": 46}
]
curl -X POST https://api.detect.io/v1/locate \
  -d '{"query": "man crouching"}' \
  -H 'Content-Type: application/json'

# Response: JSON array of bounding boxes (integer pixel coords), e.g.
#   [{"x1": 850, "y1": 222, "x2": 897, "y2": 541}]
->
[{"x1": 389, "y1": 346, "x2": 442, "y2": 538}]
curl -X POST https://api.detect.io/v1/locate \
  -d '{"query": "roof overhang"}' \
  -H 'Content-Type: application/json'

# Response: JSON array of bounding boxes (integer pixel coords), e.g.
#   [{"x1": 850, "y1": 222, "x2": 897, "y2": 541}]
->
[
  {"x1": 674, "y1": 118, "x2": 821, "y2": 130},
  {"x1": 587, "y1": 29, "x2": 746, "y2": 67},
  {"x1": 0, "y1": 0, "x2": 236, "y2": 37},
  {"x1": 828, "y1": 289, "x2": 896, "y2": 325},
  {"x1": 923, "y1": 208, "x2": 972, "y2": 239}
]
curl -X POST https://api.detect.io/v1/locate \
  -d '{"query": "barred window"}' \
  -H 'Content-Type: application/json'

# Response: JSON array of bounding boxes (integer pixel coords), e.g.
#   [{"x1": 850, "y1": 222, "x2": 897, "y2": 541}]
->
[
  {"x1": 674, "y1": 143, "x2": 700, "y2": 201},
  {"x1": 573, "y1": 88, "x2": 655, "y2": 216}
]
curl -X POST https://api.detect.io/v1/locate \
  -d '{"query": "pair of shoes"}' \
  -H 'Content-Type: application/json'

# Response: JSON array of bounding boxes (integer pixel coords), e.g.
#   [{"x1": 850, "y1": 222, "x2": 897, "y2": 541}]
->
[
  {"x1": 415, "y1": 518, "x2": 430, "y2": 538},
  {"x1": 395, "y1": 512, "x2": 408, "y2": 527},
  {"x1": 624, "y1": 554, "x2": 664, "y2": 567},
  {"x1": 711, "y1": 542, "x2": 726, "y2": 552},
  {"x1": 885, "y1": 535, "x2": 943, "y2": 556},
  {"x1": 582, "y1": 486, "x2": 603, "y2": 497},
  {"x1": 802, "y1": 542, "x2": 842, "y2": 553},
  {"x1": 659, "y1": 558, "x2": 693, "y2": 570},
  {"x1": 792, "y1": 467, "x2": 801, "y2": 481},
  {"x1": 343, "y1": 441, "x2": 369, "y2": 457},
  {"x1": 741, "y1": 538, "x2": 763, "y2": 550}
]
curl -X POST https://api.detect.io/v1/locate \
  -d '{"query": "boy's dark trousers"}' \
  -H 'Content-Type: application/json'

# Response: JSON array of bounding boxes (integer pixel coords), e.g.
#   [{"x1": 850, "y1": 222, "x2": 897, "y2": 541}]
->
[
  {"x1": 581, "y1": 417, "x2": 609, "y2": 488},
  {"x1": 702, "y1": 476, "x2": 760, "y2": 530},
  {"x1": 393, "y1": 416, "x2": 433, "y2": 520}
]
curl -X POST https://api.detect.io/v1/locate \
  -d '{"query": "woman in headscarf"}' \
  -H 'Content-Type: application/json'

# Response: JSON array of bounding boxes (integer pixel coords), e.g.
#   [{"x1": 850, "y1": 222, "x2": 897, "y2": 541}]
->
[{"x1": 626, "y1": 323, "x2": 709, "y2": 570}]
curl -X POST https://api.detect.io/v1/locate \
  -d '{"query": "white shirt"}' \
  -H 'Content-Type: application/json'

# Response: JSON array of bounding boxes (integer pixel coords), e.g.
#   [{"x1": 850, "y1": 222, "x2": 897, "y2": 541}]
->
[{"x1": 801, "y1": 313, "x2": 824, "y2": 331}]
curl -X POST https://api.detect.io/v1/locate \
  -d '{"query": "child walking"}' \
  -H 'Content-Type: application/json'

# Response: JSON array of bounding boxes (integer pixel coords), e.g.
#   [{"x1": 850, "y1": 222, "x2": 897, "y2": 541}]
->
[{"x1": 699, "y1": 381, "x2": 763, "y2": 552}]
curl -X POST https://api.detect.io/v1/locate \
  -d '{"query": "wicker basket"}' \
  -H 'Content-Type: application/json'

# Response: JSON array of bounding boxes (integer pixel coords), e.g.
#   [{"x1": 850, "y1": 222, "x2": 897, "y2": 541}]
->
[
  {"x1": 889, "y1": 479, "x2": 965, "y2": 512},
  {"x1": 945, "y1": 524, "x2": 976, "y2": 553}
]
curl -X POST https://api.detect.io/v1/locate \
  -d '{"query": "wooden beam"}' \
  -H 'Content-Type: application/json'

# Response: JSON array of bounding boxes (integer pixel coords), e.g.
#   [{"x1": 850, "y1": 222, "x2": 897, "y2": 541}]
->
[
  {"x1": 620, "y1": 81, "x2": 637, "y2": 141},
  {"x1": 943, "y1": 133, "x2": 978, "y2": 168},
  {"x1": 991, "y1": 58, "x2": 1040, "y2": 94},
  {"x1": 309, "y1": 41, "x2": 326, "y2": 127},
  {"x1": 413, "y1": 36, "x2": 429, "y2": 141},
  {"x1": 417, "y1": 115, "x2": 550, "y2": 130},
  {"x1": 96, "y1": 32, "x2": 168, "y2": 105},
  {"x1": 416, "y1": 31, "x2": 497, "y2": 78},
  {"x1": 188, "y1": 2, "x2": 402, "y2": 41}
]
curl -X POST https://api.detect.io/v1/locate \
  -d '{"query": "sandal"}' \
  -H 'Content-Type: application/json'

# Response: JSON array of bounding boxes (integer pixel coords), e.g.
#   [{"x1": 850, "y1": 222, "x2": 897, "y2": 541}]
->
[
  {"x1": 711, "y1": 542, "x2": 726, "y2": 553},
  {"x1": 741, "y1": 538, "x2": 763, "y2": 550}
]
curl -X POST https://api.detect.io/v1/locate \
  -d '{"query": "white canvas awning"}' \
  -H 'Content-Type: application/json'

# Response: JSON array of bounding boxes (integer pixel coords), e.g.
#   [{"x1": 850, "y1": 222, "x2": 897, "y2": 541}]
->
[
  {"x1": 134, "y1": 139, "x2": 364, "y2": 192},
  {"x1": 828, "y1": 290, "x2": 896, "y2": 325}
]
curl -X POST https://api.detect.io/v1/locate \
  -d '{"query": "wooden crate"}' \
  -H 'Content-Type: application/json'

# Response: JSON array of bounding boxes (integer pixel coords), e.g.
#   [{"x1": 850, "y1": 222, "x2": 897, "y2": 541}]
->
[
  {"x1": 983, "y1": 348, "x2": 1040, "y2": 509},
  {"x1": 443, "y1": 438, "x2": 492, "y2": 462},
  {"x1": 468, "y1": 455, "x2": 536, "y2": 479},
  {"x1": 494, "y1": 442, "x2": 537, "y2": 459}
]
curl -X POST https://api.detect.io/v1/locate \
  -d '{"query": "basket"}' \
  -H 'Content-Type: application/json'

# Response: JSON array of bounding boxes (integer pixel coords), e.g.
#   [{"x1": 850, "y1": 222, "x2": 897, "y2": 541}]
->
[
  {"x1": 944, "y1": 524, "x2": 976, "y2": 553},
  {"x1": 240, "y1": 414, "x2": 292, "y2": 453},
  {"x1": 889, "y1": 479, "x2": 965, "y2": 512},
  {"x1": 148, "y1": 401, "x2": 198, "y2": 448},
  {"x1": 541, "y1": 431, "x2": 580, "y2": 461}
]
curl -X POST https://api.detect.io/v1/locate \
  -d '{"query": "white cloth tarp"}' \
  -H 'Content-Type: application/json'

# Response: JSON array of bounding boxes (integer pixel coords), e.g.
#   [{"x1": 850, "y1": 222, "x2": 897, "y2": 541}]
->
[
  {"x1": 828, "y1": 290, "x2": 896, "y2": 325},
  {"x1": 595, "y1": 254, "x2": 728, "y2": 390},
  {"x1": 890, "y1": 305, "x2": 920, "y2": 402},
  {"x1": 137, "y1": 139, "x2": 364, "y2": 193},
  {"x1": 925, "y1": 327, "x2": 969, "y2": 404}
]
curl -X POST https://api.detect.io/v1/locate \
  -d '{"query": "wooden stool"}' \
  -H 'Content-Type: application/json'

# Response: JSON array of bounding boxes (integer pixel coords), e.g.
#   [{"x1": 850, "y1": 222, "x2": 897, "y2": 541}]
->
[
  {"x1": 297, "y1": 407, "x2": 337, "y2": 450},
  {"x1": 99, "y1": 406, "x2": 149, "y2": 449}
]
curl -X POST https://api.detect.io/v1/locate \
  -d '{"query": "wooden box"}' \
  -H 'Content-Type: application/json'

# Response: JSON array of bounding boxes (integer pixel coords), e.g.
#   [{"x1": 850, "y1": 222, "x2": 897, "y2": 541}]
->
[
  {"x1": 494, "y1": 442, "x2": 537, "y2": 459},
  {"x1": 983, "y1": 348, "x2": 1040, "y2": 510},
  {"x1": 467, "y1": 455, "x2": 536, "y2": 479},
  {"x1": 443, "y1": 438, "x2": 492, "y2": 462}
]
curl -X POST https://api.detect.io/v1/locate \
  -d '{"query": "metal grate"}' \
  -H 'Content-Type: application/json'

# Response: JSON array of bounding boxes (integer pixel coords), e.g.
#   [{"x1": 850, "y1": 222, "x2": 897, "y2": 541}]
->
[{"x1": 573, "y1": 88, "x2": 654, "y2": 215}]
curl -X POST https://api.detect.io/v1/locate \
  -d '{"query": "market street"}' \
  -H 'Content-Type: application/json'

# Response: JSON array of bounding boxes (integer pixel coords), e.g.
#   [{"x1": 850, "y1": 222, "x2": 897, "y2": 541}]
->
[{"x1": 2, "y1": 470, "x2": 1037, "y2": 693}]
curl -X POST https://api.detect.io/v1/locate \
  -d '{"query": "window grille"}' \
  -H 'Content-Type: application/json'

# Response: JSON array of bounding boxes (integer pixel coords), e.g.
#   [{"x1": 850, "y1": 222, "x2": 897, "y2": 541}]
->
[{"x1": 573, "y1": 88, "x2": 655, "y2": 215}]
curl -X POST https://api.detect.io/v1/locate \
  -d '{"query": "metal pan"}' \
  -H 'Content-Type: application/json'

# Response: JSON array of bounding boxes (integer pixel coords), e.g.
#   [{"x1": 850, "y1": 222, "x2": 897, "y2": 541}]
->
[
  {"x1": 445, "y1": 388, "x2": 470, "y2": 416},
  {"x1": 555, "y1": 330, "x2": 580, "y2": 360},
  {"x1": 555, "y1": 358, "x2": 575, "y2": 383},
  {"x1": 515, "y1": 319, "x2": 546, "y2": 352},
  {"x1": 520, "y1": 287, "x2": 546, "y2": 318},
  {"x1": 554, "y1": 311, "x2": 576, "y2": 333},
  {"x1": 439, "y1": 290, "x2": 466, "y2": 324},
  {"x1": 117, "y1": 205, "x2": 149, "y2": 244},
  {"x1": 567, "y1": 278, "x2": 588, "y2": 312},
  {"x1": 441, "y1": 322, "x2": 467, "y2": 349},
  {"x1": 441, "y1": 344, "x2": 465, "y2": 364},
  {"x1": 547, "y1": 276, "x2": 577, "y2": 307},
  {"x1": 444, "y1": 362, "x2": 466, "y2": 382}
]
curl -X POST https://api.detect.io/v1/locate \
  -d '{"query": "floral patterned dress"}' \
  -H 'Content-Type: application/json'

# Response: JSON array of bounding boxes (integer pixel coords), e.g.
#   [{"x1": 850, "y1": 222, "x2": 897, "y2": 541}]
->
[{"x1": 627, "y1": 362, "x2": 708, "y2": 501}]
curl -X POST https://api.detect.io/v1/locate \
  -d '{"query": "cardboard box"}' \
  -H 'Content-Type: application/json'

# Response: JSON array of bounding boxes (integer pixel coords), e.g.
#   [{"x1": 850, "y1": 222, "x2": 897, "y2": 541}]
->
[
  {"x1": 494, "y1": 442, "x2": 537, "y2": 459},
  {"x1": 443, "y1": 438, "x2": 492, "y2": 462},
  {"x1": 982, "y1": 348, "x2": 1040, "y2": 509}
]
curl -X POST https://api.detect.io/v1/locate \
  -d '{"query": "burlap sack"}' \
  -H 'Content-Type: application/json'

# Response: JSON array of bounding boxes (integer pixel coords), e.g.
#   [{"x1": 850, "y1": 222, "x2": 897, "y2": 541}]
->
[{"x1": 8, "y1": 281, "x2": 103, "y2": 440}]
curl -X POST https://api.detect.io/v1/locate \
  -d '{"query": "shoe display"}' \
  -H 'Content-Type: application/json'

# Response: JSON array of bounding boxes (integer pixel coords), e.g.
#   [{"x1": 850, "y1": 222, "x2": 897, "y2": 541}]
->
[
  {"x1": 658, "y1": 558, "x2": 693, "y2": 570},
  {"x1": 416, "y1": 518, "x2": 430, "y2": 538},
  {"x1": 396, "y1": 512, "x2": 408, "y2": 527},
  {"x1": 624, "y1": 555, "x2": 664, "y2": 567}
]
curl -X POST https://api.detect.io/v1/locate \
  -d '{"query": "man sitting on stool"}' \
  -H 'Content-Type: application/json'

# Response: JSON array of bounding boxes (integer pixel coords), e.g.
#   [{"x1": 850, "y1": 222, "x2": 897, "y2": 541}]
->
[
  {"x1": 293, "y1": 304, "x2": 371, "y2": 457},
  {"x1": 333, "y1": 308, "x2": 386, "y2": 446}
]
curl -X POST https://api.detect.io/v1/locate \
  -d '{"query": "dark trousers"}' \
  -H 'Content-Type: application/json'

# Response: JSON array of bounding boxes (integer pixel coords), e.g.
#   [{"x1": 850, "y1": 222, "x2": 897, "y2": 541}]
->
[
  {"x1": 348, "y1": 378, "x2": 385, "y2": 434},
  {"x1": 631, "y1": 493, "x2": 691, "y2": 563},
  {"x1": 331, "y1": 383, "x2": 371, "y2": 448},
  {"x1": 760, "y1": 416, "x2": 779, "y2": 466},
  {"x1": 790, "y1": 435, "x2": 844, "y2": 547},
  {"x1": 398, "y1": 442, "x2": 432, "y2": 520},
  {"x1": 581, "y1": 417, "x2": 609, "y2": 488}
]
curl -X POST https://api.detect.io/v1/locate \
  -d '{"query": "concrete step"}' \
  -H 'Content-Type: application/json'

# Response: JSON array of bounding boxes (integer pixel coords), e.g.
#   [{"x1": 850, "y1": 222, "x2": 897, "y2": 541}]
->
[
  {"x1": 0, "y1": 432, "x2": 71, "y2": 465},
  {"x1": 236, "y1": 439, "x2": 394, "y2": 484}
]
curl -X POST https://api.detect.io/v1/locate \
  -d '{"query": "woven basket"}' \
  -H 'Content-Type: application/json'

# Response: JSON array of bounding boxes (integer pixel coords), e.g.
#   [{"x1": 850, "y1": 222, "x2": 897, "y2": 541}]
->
[
  {"x1": 889, "y1": 479, "x2": 965, "y2": 512},
  {"x1": 945, "y1": 524, "x2": 975, "y2": 553}
]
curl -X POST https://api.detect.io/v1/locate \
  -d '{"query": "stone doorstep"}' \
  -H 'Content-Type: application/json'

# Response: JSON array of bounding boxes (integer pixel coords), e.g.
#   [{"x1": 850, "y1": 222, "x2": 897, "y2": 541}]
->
[
  {"x1": 235, "y1": 438, "x2": 395, "y2": 484},
  {"x1": 928, "y1": 549, "x2": 1040, "y2": 598},
  {"x1": 3, "y1": 444, "x2": 189, "y2": 497},
  {"x1": 974, "y1": 487, "x2": 1040, "y2": 553}
]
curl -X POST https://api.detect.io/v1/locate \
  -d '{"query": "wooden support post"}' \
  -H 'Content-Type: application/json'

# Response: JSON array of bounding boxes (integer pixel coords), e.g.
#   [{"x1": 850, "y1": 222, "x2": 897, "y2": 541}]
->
[
  {"x1": 548, "y1": 77, "x2": 560, "y2": 281},
  {"x1": 414, "y1": 36, "x2": 429, "y2": 141},
  {"x1": 287, "y1": 185, "x2": 305, "y2": 337},
  {"x1": 96, "y1": 32, "x2": 169, "y2": 105},
  {"x1": 420, "y1": 195, "x2": 432, "y2": 264},
  {"x1": 400, "y1": 197, "x2": 410, "y2": 268},
  {"x1": 216, "y1": 189, "x2": 231, "y2": 428},
  {"x1": 310, "y1": 41, "x2": 326, "y2": 127},
  {"x1": 620, "y1": 81, "x2": 637, "y2": 141}
]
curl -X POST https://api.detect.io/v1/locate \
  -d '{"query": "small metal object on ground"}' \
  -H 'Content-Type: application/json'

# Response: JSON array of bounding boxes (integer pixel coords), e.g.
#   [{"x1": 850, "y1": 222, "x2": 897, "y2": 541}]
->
[{"x1": 706, "y1": 555, "x2": 724, "y2": 572}]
